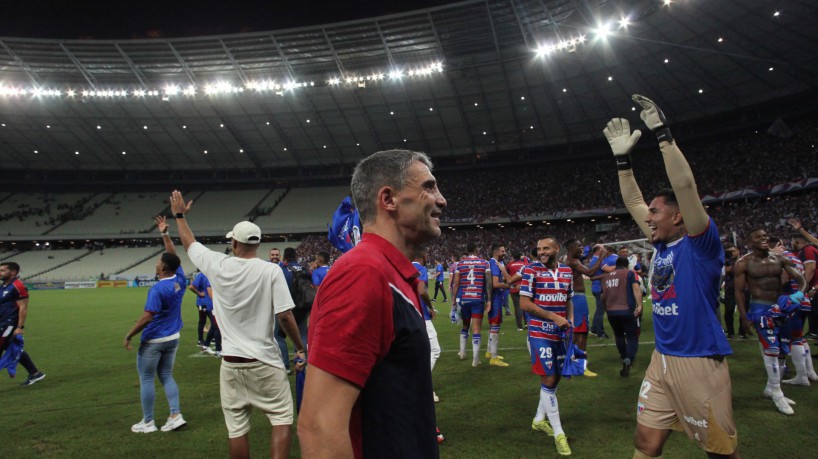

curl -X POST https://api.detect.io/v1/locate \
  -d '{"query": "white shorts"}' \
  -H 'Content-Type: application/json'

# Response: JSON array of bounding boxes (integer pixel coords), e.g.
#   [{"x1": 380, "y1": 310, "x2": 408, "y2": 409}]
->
[{"x1": 220, "y1": 360, "x2": 294, "y2": 438}]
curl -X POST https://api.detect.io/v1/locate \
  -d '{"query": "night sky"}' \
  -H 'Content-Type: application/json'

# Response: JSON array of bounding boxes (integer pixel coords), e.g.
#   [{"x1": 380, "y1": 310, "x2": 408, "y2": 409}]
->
[{"x1": 0, "y1": 0, "x2": 462, "y2": 40}]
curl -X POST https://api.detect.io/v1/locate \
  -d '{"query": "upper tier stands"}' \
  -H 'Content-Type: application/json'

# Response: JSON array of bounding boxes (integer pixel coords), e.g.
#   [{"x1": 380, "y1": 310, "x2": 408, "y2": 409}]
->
[
  {"x1": 52, "y1": 192, "x2": 167, "y2": 236},
  {"x1": 254, "y1": 186, "x2": 350, "y2": 233}
]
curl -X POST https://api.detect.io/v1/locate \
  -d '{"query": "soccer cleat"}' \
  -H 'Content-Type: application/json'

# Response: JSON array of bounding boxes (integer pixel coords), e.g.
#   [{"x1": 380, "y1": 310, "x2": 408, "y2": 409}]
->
[
  {"x1": 489, "y1": 358, "x2": 509, "y2": 367},
  {"x1": 433, "y1": 392, "x2": 440, "y2": 403},
  {"x1": 763, "y1": 388, "x2": 795, "y2": 405},
  {"x1": 772, "y1": 396, "x2": 795, "y2": 415},
  {"x1": 20, "y1": 372, "x2": 46, "y2": 386},
  {"x1": 472, "y1": 360, "x2": 481, "y2": 367},
  {"x1": 808, "y1": 372, "x2": 818, "y2": 381},
  {"x1": 160, "y1": 414, "x2": 187, "y2": 432},
  {"x1": 531, "y1": 419, "x2": 554, "y2": 436},
  {"x1": 584, "y1": 368, "x2": 598, "y2": 377},
  {"x1": 458, "y1": 351, "x2": 466, "y2": 360},
  {"x1": 554, "y1": 433, "x2": 572, "y2": 456},
  {"x1": 485, "y1": 352, "x2": 504, "y2": 360},
  {"x1": 782, "y1": 376, "x2": 810, "y2": 386},
  {"x1": 131, "y1": 419, "x2": 158, "y2": 433},
  {"x1": 436, "y1": 427, "x2": 444, "y2": 443},
  {"x1": 620, "y1": 358, "x2": 632, "y2": 377}
]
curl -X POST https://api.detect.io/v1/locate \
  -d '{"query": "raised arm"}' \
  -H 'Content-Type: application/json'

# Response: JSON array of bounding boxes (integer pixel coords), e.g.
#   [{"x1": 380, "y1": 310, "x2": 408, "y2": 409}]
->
[
  {"x1": 780, "y1": 256, "x2": 807, "y2": 293},
  {"x1": 789, "y1": 219, "x2": 818, "y2": 246},
  {"x1": 168, "y1": 190, "x2": 196, "y2": 250},
  {"x1": 155, "y1": 215, "x2": 176, "y2": 255},
  {"x1": 633, "y1": 95, "x2": 708, "y2": 235},
  {"x1": 603, "y1": 118, "x2": 651, "y2": 239}
]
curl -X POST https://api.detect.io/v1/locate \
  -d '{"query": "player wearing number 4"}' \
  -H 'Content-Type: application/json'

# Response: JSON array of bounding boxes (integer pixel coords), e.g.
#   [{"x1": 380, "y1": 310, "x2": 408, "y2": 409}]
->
[
  {"x1": 520, "y1": 236, "x2": 574, "y2": 456},
  {"x1": 604, "y1": 95, "x2": 740, "y2": 458},
  {"x1": 452, "y1": 242, "x2": 492, "y2": 367}
]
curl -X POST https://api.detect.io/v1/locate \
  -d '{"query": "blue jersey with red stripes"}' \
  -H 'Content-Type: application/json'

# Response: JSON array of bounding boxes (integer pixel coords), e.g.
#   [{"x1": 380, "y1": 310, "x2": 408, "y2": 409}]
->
[
  {"x1": 456, "y1": 256, "x2": 490, "y2": 302},
  {"x1": 650, "y1": 218, "x2": 732, "y2": 357},
  {"x1": 412, "y1": 261, "x2": 432, "y2": 320},
  {"x1": 520, "y1": 262, "x2": 573, "y2": 341},
  {"x1": 0, "y1": 278, "x2": 28, "y2": 323}
]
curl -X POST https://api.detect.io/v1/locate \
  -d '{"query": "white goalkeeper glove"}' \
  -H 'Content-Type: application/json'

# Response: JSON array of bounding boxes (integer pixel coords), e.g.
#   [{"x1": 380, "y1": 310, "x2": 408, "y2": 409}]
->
[
  {"x1": 603, "y1": 118, "x2": 641, "y2": 170},
  {"x1": 632, "y1": 94, "x2": 673, "y2": 143}
]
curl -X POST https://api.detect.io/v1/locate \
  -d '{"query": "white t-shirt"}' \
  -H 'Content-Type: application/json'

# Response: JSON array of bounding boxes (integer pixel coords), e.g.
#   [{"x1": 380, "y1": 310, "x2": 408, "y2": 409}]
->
[{"x1": 188, "y1": 242, "x2": 295, "y2": 367}]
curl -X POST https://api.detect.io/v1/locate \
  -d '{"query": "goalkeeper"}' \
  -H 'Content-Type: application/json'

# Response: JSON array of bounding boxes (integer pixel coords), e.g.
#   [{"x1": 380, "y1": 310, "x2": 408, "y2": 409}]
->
[{"x1": 603, "y1": 95, "x2": 739, "y2": 459}]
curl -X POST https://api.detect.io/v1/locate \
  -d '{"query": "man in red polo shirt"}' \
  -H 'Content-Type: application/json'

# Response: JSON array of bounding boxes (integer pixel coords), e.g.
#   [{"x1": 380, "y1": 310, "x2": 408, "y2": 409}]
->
[{"x1": 298, "y1": 149, "x2": 446, "y2": 459}]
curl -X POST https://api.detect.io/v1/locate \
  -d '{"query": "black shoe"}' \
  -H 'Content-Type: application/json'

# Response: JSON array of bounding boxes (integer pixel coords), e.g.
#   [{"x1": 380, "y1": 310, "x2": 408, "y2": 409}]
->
[
  {"x1": 597, "y1": 333, "x2": 611, "y2": 339},
  {"x1": 726, "y1": 334, "x2": 735, "y2": 339},
  {"x1": 20, "y1": 372, "x2": 46, "y2": 386},
  {"x1": 739, "y1": 334, "x2": 748, "y2": 340},
  {"x1": 620, "y1": 359, "x2": 631, "y2": 377}
]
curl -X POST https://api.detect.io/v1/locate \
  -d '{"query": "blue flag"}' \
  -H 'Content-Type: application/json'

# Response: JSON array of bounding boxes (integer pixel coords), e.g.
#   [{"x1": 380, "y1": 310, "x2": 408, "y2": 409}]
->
[
  {"x1": 561, "y1": 328, "x2": 587, "y2": 378},
  {"x1": 328, "y1": 196, "x2": 361, "y2": 253}
]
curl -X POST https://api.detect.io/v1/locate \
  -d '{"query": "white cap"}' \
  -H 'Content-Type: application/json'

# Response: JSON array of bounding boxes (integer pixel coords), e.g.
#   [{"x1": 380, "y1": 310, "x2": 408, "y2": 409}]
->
[{"x1": 226, "y1": 221, "x2": 261, "y2": 244}]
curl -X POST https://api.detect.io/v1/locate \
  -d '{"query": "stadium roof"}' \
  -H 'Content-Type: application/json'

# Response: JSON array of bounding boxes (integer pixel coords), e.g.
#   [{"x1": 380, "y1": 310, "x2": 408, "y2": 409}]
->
[{"x1": 0, "y1": 0, "x2": 816, "y2": 172}]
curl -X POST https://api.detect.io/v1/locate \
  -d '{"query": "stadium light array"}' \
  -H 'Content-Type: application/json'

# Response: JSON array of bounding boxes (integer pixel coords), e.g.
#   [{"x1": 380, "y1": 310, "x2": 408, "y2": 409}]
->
[
  {"x1": 0, "y1": 61, "x2": 443, "y2": 103},
  {"x1": 536, "y1": 35, "x2": 586, "y2": 57}
]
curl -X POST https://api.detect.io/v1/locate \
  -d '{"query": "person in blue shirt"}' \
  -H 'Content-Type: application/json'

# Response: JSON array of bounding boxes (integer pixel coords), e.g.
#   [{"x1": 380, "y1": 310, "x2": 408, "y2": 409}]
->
[
  {"x1": 189, "y1": 270, "x2": 214, "y2": 348},
  {"x1": 588, "y1": 249, "x2": 617, "y2": 338},
  {"x1": 432, "y1": 258, "x2": 448, "y2": 302},
  {"x1": 604, "y1": 95, "x2": 738, "y2": 458},
  {"x1": 311, "y1": 251, "x2": 330, "y2": 287},
  {"x1": 124, "y1": 216, "x2": 187, "y2": 434},
  {"x1": 0, "y1": 261, "x2": 46, "y2": 386},
  {"x1": 412, "y1": 247, "x2": 441, "y2": 402}
]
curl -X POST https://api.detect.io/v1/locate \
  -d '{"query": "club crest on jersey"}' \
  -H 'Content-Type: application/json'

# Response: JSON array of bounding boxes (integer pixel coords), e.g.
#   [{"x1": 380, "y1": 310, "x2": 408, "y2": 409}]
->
[
  {"x1": 637, "y1": 402, "x2": 645, "y2": 415},
  {"x1": 651, "y1": 255, "x2": 676, "y2": 294},
  {"x1": 545, "y1": 361, "x2": 553, "y2": 369}
]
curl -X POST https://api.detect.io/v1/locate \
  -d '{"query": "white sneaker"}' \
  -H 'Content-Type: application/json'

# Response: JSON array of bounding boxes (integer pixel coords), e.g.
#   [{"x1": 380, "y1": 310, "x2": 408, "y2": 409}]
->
[
  {"x1": 763, "y1": 387, "x2": 796, "y2": 405},
  {"x1": 773, "y1": 396, "x2": 795, "y2": 415},
  {"x1": 457, "y1": 351, "x2": 466, "y2": 360},
  {"x1": 782, "y1": 376, "x2": 810, "y2": 386},
  {"x1": 433, "y1": 392, "x2": 439, "y2": 403},
  {"x1": 204, "y1": 347, "x2": 216, "y2": 356},
  {"x1": 131, "y1": 419, "x2": 157, "y2": 433},
  {"x1": 808, "y1": 372, "x2": 818, "y2": 382},
  {"x1": 472, "y1": 360, "x2": 481, "y2": 367},
  {"x1": 214, "y1": 351, "x2": 222, "y2": 358},
  {"x1": 160, "y1": 414, "x2": 187, "y2": 432}
]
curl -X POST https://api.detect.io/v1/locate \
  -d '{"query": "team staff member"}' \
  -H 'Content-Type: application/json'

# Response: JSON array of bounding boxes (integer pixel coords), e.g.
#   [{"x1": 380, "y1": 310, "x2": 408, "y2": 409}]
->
[
  {"x1": 0, "y1": 262, "x2": 46, "y2": 386},
  {"x1": 125, "y1": 216, "x2": 187, "y2": 433},
  {"x1": 432, "y1": 257, "x2": 448, "y2": 302},
  {"x1": 299, "y1": 149, "x2": 445, "y2": 458},
  {"x1": 189, "y1": 270, "x2": 214, "y2": 348},
  {"x1": 169, "y1": 194, "x2": 305, "y2": 459},
  {"x1": 604, "y1": 95, "x2": 739, "y2": 458},
  {"x1": 600, "y1": 256, "x2": 643, "y2": 377}
]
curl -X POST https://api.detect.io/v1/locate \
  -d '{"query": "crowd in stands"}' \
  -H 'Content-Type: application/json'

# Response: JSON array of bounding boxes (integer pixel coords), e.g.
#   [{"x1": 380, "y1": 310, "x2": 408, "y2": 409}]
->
[
  {"x1": 438, "y1": 117, "x2": 818, "y2": 221},
  {"x1": 3, "y1": 116, "x2": 816, "y2": 268}
]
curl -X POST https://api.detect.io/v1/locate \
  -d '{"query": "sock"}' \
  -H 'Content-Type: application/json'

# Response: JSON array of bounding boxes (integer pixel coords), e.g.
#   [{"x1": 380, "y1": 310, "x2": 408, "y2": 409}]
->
[
  {"x1": 804, "y1": 342, "x2": 818, "y2": 376},
  {"x1": 789, "y1": 344, "x2": 807, "y2": 379},
  {"x1": 472, "y1": 333, "x2": 482, "y2": 363},
  {"x1": 778, "y1": 357, "x2": 787, "y2": 382},
  {"x1": 534, "y1": 384, "x2": 548, "y2": 421},
  {"x1": 763, "y1": 354, "x2": 782, "y2": 394},
  {"x1": 460, "y1": 329, "x2": 468, "y2": 353},
  {"x1": 542, "y1": 384, "x2": 564, "y2": 436},
  {"x1": 488, "y1": 333, "x2": 496, "y2": 357}
]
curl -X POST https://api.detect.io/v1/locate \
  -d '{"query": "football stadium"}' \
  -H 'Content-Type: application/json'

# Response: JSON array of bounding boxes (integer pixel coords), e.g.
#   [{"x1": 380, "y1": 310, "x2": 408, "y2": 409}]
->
[{"x1": 1, "y1": 0, "x2": 817, "y2": 457}]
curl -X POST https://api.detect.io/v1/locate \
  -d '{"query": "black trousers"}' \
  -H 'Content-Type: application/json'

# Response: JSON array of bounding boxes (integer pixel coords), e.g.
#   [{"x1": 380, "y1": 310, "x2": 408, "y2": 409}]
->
[{"x1": 607, "y1": 314, "x2": 639, "y2": 362}]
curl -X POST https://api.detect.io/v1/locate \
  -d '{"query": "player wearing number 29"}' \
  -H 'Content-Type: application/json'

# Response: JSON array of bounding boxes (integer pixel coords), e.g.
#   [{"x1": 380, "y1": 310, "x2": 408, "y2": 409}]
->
[
  {"x1": 519, "y1": 236, "x2": 574, "y2": 456},
  {"x1": 604, "y1": 95, "x2": 739, "y2": 458}
]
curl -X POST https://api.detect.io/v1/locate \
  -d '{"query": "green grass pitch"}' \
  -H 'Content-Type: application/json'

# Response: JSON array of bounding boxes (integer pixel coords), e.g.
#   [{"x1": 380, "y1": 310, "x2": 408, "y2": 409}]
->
[{"x1": 2, "y1": 286, "x2": 817, "y2": 458}]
